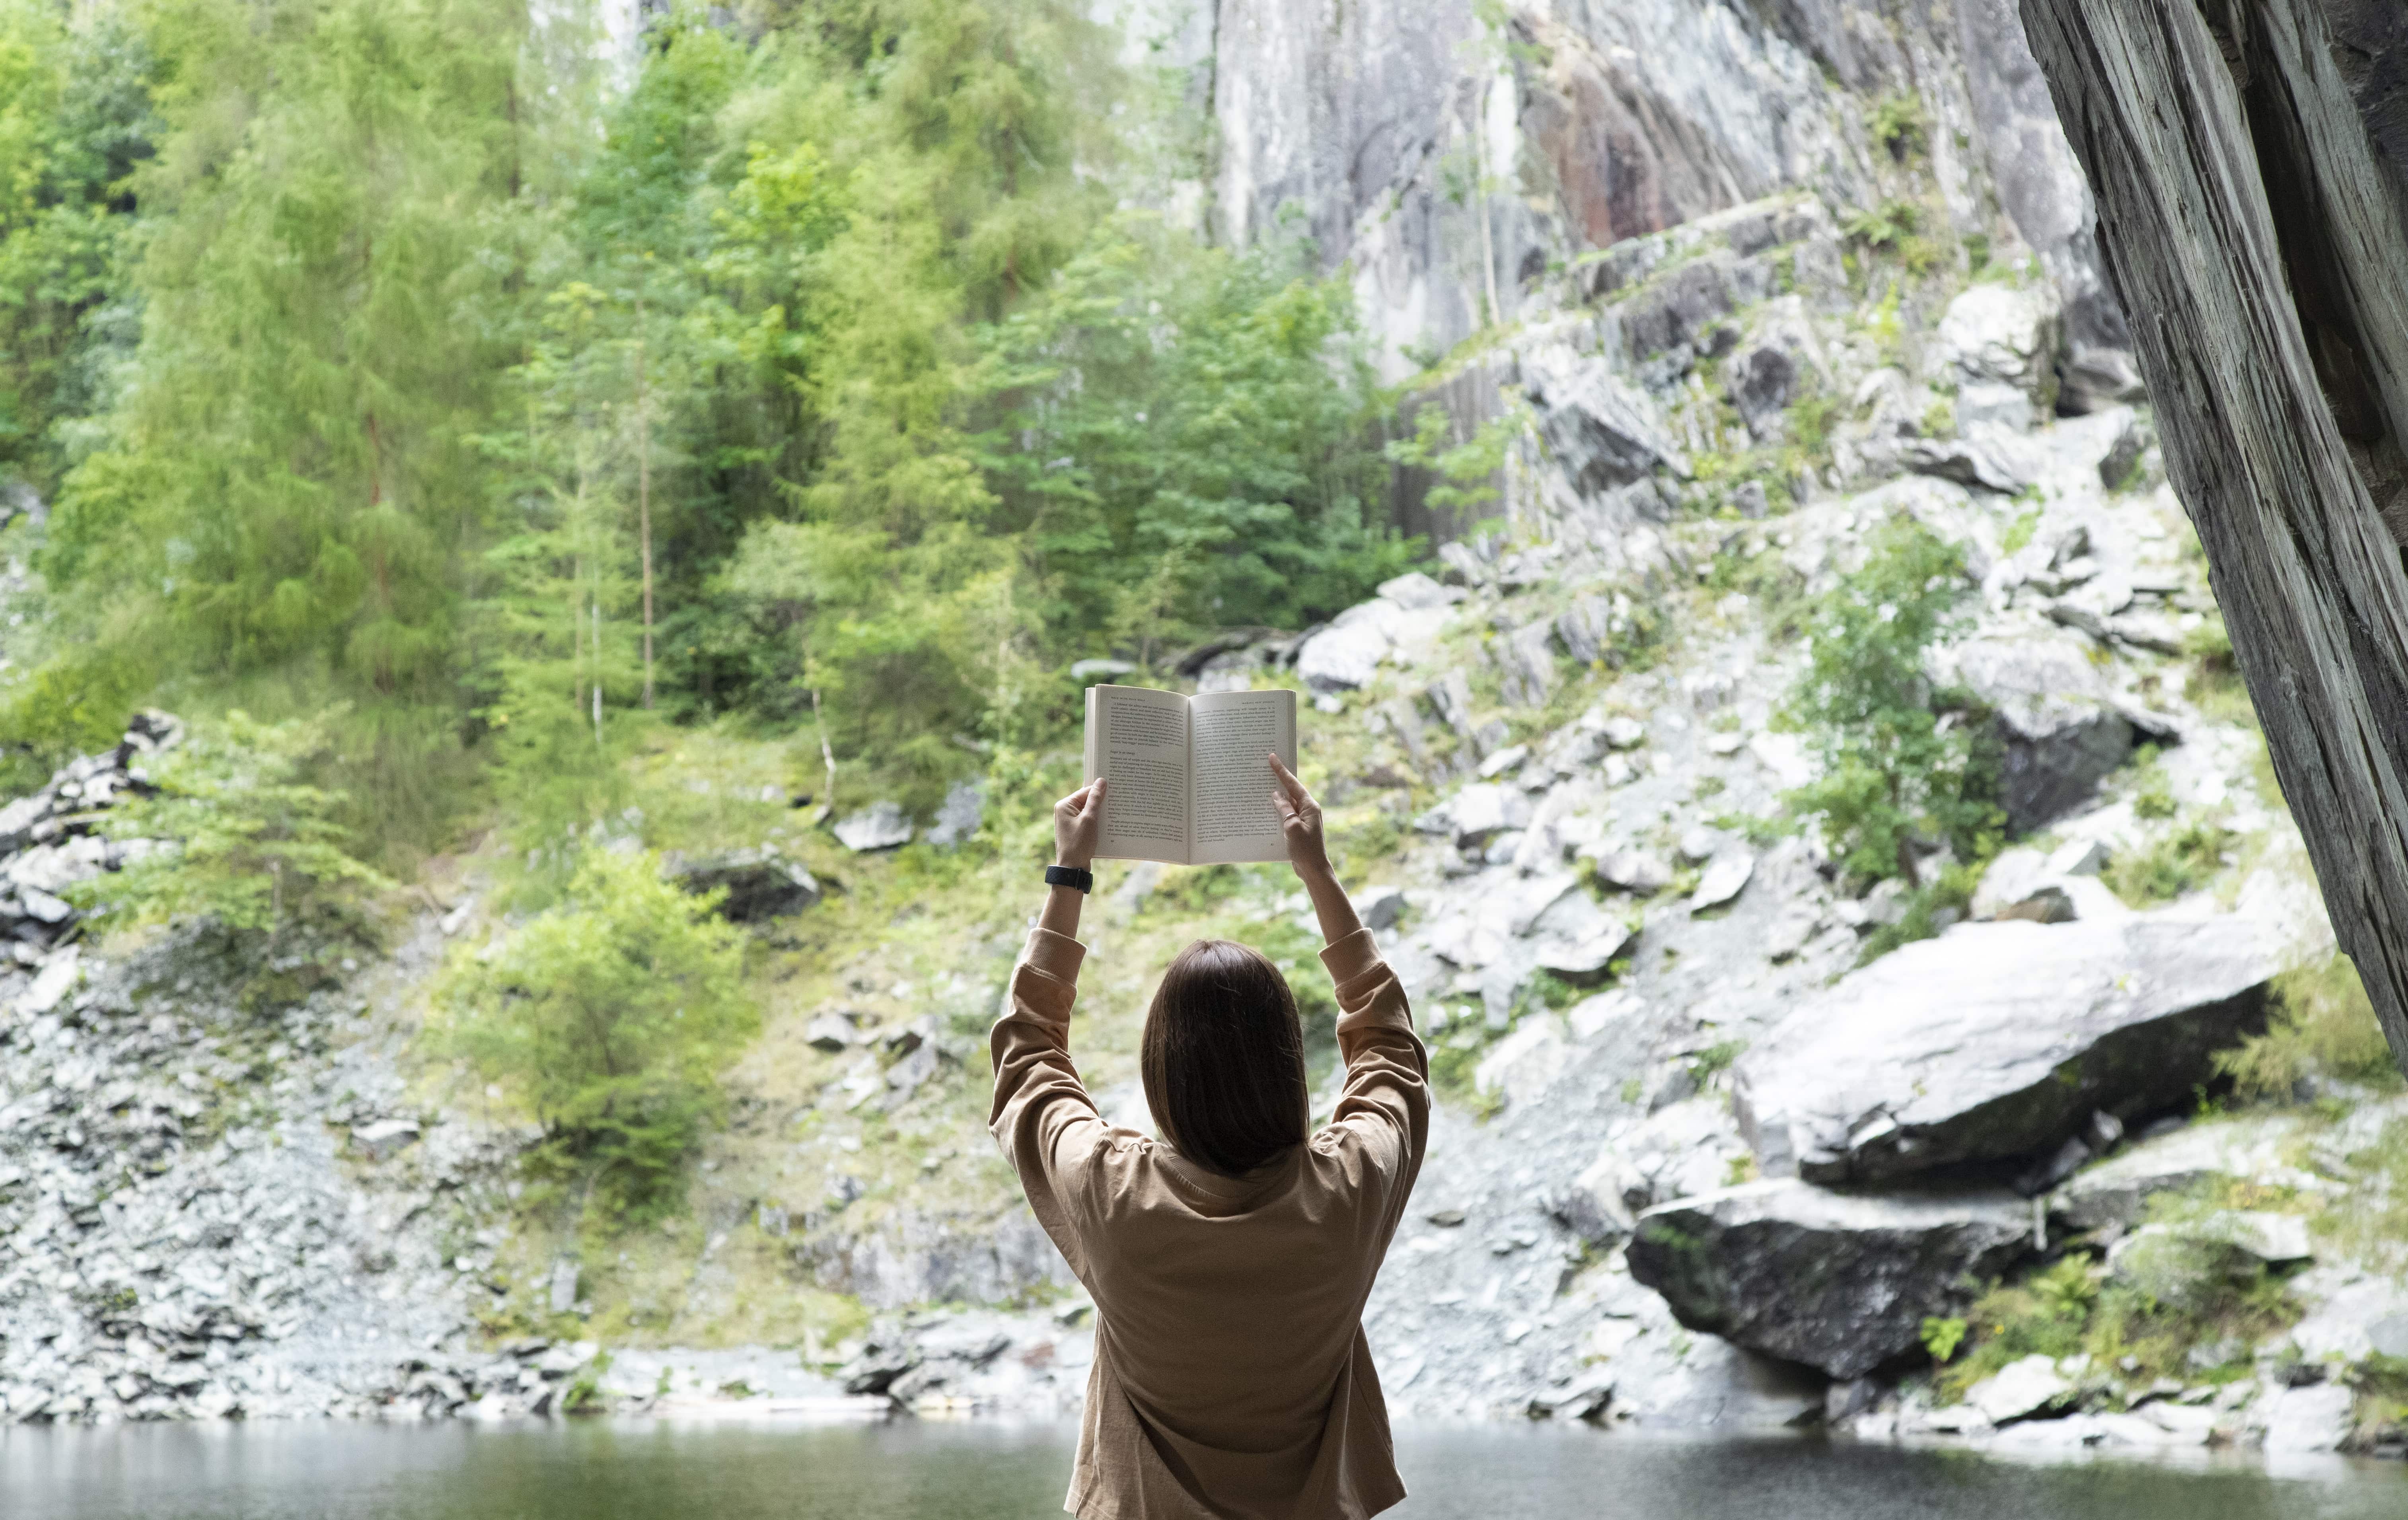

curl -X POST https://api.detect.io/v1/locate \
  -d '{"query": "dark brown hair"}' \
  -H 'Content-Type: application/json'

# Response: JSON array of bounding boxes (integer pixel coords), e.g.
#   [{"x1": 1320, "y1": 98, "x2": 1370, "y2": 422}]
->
[{"x1": 1141, "y1": 940, "x2": 1308, "y2": 1177}]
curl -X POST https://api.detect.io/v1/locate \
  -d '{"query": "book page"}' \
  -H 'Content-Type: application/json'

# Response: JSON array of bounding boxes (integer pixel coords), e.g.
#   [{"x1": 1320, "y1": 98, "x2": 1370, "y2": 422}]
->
[
  {"x1": 1085, "y1": 685, "x2": 1191, "y2": 864},
  {"x1": 1188, "y1": 689, "x2": 1298, "y2": 865}
]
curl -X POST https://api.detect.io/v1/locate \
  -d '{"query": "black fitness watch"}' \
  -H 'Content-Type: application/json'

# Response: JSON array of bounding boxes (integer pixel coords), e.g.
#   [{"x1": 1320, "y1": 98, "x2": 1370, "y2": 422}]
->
[{"x1": 1045, "y1": 864, "x2": 1094, "y2": 894}]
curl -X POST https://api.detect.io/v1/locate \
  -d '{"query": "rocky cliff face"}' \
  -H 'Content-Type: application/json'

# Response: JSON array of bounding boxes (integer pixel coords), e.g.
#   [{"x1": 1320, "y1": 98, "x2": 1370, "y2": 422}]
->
[{"x1": 1191, "y1": 0, "x2": 2135, "y2": 405}]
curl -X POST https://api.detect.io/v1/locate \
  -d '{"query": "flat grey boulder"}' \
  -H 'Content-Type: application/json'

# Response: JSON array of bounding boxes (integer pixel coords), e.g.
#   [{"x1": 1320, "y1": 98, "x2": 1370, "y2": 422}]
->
[
  {"x1": 674, "y1": 848, "x2": 824, "y2": 920},
  {"x1": 834, "y1": 802, "x2": 914, "y2": 852},
  {"x1": 1734, "y1": 916, "x2": 2280, "y2": 1185},
  {"x1": 1625, "y1": 1179, "x2": 2032, "y2": 1380}
]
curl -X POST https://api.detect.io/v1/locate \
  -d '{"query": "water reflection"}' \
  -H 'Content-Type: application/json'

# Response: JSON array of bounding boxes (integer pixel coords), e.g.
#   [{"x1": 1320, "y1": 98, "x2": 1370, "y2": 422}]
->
[{"x1": 2, "y1": 1418, "x2": 2402, "y2": 1520}]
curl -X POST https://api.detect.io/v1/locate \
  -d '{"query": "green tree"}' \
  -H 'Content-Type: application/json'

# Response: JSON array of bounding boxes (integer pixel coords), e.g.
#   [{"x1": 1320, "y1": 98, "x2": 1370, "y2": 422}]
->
[
  {"x1": 0, "y1": 2, "x2": 157, "y2": 500},
  {"x1": 25, "y1": 0, "x2": 558, "y2": 834},
  {"x1": 1781, "y1": 518, "x2": 1998, "y2": 885},
  {"x1": 975, "y1": 214, "x2": 1413, "y2": 656},
  {"x1": 438, "y1": 847, "x2": 757, "y2": 1220},
  {"x1": 72, "y1": 709, "x2": 393, "y2": 942}
]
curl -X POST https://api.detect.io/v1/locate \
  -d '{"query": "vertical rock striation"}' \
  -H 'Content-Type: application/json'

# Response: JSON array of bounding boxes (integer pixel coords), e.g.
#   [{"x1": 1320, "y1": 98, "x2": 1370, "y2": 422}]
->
[{"x1": 2018, "y1": 0, "x2": 2408, "y2": 1069}]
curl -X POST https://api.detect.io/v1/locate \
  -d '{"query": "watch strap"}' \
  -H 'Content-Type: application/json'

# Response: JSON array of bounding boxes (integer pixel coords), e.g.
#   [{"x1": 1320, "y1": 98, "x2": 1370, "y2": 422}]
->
[{"x1": 1044, "y1": 864, "x2": 1095, "y2": 894}]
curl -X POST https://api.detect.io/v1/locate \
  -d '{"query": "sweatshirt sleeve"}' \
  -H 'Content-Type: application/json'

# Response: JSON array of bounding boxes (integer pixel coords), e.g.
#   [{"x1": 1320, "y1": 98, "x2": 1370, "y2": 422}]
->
[
  {"x1": 1313, "y1": 927, "x2": 1431, "y2": 1213},
  {"x1": 987, "y1": 926, "x2": 1106, "y2": 1282}
]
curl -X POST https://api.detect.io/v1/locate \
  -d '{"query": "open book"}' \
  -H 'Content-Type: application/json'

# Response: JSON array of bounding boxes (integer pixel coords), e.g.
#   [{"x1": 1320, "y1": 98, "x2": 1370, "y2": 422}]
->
[{"x1": 1082, "y1": 685, "x2": 1299, "y2": 865}]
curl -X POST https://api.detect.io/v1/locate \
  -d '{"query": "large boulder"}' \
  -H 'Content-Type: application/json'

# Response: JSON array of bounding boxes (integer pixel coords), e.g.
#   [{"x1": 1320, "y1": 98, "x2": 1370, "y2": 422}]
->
[
  {"x1": 1294, "y1": 594, "x2": 1456, "y2": 694},
  {"x1": 1734, "y1": 916, "x2": 2281, "y2": 1185},
  {"x1": 834, "y1": 801, "x2": 914, "y2": 852},
  {"x1": 1625, "y1": 1179, "x2": 2033, "y2": 1380},
  {"x1": 1936, "y1": 282, "x2": 2064, "y2": 409},
  {"x1": 672, "y1": 848, "x2": 822, "y2": 923},
  {"x1": 1933, "y1": 634, "x2": 2136, "y2": 832}
]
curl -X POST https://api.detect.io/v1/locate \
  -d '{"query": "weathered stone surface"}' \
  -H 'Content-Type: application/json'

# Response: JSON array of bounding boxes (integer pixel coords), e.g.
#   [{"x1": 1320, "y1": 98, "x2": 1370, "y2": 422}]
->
[
  {"x1": 2054, "y1": 1113, "x2": 2311, "y2": 1232},
  {"x1": 924, "y1": 781, "x2": 986, "y2": 848},
  {"x1": 1520, "y1": 343, "x2": 1688, "y2": 496},
  {"x1": 2022, "y1": 0, "x2": 2408, "y2": 1074},
  {"x1": 673, "y1": 848, "x2": 823, "y2": 921},
  {"x1": 1734, "y1": 917, "x2": 2281, "y2": 1184},
  {"x1": 1353, "y1": 885, "x2": 1408, "y2": 932},
  {"x1": 833, "y1": 802, "x2": 913, "y2": 853},
  {"x1": 1934, "y1": 634, "x2": 2135, "y2": 832},
  {"x1": 1966, "y1": 1353, "x2": 2077, "y2": 1426},
  {"x1": 1625, "y1": 1179, "x2": 2033, "y2": 1380},
  {"x1": 1937, "y1": 283, "x2": 2064, "y2": 407}
]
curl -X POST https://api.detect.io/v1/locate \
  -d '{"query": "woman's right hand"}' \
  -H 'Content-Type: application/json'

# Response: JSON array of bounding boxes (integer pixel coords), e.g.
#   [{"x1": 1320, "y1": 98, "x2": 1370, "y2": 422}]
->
[
  {"x1": 1055, "y1": 779, "x2": 1106, "y2": 869},
  {"x1": 1267, "y1": 753, "x2": 1330, "y2": 880}
]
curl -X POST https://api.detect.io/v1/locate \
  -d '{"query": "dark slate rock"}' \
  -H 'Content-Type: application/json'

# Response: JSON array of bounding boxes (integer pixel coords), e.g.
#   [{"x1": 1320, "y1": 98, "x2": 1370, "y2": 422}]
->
[
  {"x1": 673, "y1": 849, "x2": 822, "y2": 923},
  {"x1": 1625, "y1": 1179, "x2": 2032, "y2": 1380}
]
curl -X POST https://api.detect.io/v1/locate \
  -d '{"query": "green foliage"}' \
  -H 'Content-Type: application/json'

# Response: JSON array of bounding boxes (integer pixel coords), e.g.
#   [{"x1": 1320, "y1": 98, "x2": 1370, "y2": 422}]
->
[
  {"x1": 439, "y1": 847, "x2": 757, "y2": 1222},
  {"x1": 72, "y1": 710, "x2": 392, "y2": 942},
  {"x1": 2102, "y1": 818, "x2": 2235, "y2": 906},
  {"x1": 1385, "y1": 397, "x2": 1524, "y2": 520},
  {"x1": 1869, "y1": 93, "x2": 1927, "y2": 160},
  {"x1": 1920, "y1": 1316, "x2": 1967, "y2": 1363},
  {"x1": 12, "y1": 0, "x2": 1427, "y2": 829},
  {"x1": 1842, "y1": 197, "x2": 1947, "y2": 278},
  {"x1": 2213, "y1": 955, "x2": 2400, "y2": 1102},
  {"x1": 1687, "y1": 1039, "x2": 1745, "y2": 1084},
  {"x1": 977, "y1": 214, "x2": 1411, "y2": 664},
  {"x1": 2000, "y1": 505, "x2": 2042, "y2": 556},
  {"x1": 1780, "y1": 519, "x2": 2000, "y2": 886},
  {"x1": 0, "y1": 1, "x2": 156, "y2": 498},
  {"x1": 2127, "y1": 744, "x2": 2179, "y2": 820},
  {"x1": 1856, "y1": 854, "x2": 1990, "y2": 964},
  {"x1": 1940, "y1": 1242, "x2": 2301, "y2": 1400}
]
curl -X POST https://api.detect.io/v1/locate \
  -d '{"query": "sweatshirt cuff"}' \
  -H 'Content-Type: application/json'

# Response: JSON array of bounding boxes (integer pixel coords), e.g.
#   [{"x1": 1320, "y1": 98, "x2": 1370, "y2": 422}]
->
[
  {"x1": 1022, "y1": 927, "x2": 1087, "y2": 984},
  {"x1": 1320, "y1": 927, "x2": 1384, "y2": 1001}
]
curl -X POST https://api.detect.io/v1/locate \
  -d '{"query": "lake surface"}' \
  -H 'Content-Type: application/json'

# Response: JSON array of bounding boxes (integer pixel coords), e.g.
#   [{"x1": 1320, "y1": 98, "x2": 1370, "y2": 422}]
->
[{"x1": 4, "y1": 1418, "x2": 2406, "y2": 1520}]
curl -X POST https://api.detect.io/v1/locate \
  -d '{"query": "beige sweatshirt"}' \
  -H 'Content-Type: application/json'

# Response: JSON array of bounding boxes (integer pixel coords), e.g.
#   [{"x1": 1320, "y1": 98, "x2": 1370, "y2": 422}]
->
[{"x1": 989, "y1": 925, "x2": 1431, "y2": 1520}]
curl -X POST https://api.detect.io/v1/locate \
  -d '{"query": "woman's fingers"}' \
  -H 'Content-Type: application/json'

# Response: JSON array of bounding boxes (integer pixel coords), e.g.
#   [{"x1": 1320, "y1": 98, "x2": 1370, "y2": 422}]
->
[{"x1": 1267, "y1": 751, "x2": 1308, "y2": 804}]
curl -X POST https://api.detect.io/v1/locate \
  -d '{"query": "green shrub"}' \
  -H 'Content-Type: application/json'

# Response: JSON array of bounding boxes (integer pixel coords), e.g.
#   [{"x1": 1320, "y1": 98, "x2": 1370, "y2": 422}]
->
[
  {"x1": 73, "y1": 710, "x2": 392, "y2": 945},
  {"x1": 1855, "y1": 856, "x2": 1988, "y2": 964},
  {"x1": 1939, "y1": 1238, "x2": 2302, "y2": 1400},
  {"x1": 1780, "y1": 519, "x2": 2001, "y2": 886},
  {"x1": 440, "y1": 848, "x2": 757, "y2": 1223},
  {"x1": 2102, "y1": 819, "x2": 2235, "y2": 906},
  {"x1": 1869, "y1": 93, "x2": 1927, "y2": 160},
  {"x1": 2213, "y1": 955, "x2": 2399, "y2": 1101}
]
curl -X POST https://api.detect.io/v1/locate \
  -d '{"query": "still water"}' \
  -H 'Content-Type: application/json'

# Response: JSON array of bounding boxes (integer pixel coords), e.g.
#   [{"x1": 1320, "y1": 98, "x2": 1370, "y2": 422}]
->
[{"x1": 4, "y1": 1418, "x2": 2406, "y2": 1520}]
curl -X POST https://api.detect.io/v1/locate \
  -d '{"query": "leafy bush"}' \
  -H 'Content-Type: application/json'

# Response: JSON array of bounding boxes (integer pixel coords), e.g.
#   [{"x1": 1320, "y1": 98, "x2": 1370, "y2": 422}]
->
[
  {"x1": 1938, "y1": 1232, "x2": 2303, "y2": 1399},
  {"x1": 1869, "y1": 93, "x2": 1927, "y2": 160},
  {"x1": 73, "y1": 710, "x2": 392, "y2": 944},
  {"x1": 2102, "y1": 818, "x2": 2235, "y2": 906},
  {"x1": 2213, "y1": 955, "x2": 2399, "y2": 1102},
  {"x1": 440, "y1": 849, "x2": 757, "y2": 1222},
  {"x1": 1780, "y1": 519, "x2": 2000, "y2": 887}
]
